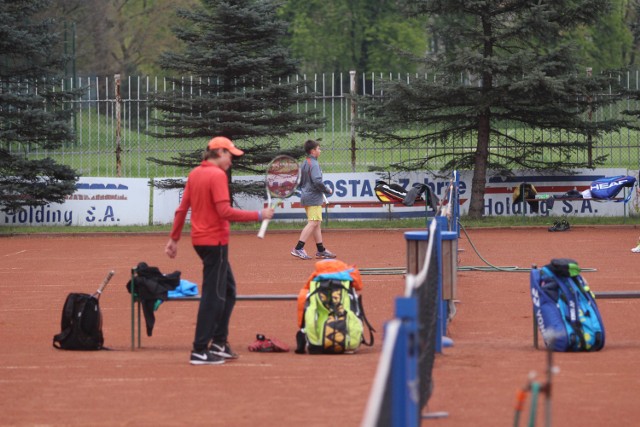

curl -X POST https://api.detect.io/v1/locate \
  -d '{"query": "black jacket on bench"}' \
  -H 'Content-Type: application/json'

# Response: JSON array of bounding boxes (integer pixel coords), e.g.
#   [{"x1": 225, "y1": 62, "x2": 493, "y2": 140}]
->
[{"x1": 126, "y1": 262, "x2": 181, "y2": 337}]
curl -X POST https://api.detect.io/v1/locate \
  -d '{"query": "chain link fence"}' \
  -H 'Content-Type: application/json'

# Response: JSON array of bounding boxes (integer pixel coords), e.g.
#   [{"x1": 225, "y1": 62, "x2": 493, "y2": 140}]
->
[{"x1": 6, "y1": 71, "x2": 640, "y2": 177}]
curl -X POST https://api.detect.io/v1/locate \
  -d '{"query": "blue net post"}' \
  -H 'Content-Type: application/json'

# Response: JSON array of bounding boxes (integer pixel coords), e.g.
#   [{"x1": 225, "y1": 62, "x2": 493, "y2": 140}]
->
[
  {"x1": 434, "y1": 216, "x2": 446, "y2": 347},
  {"x1": 405, "y1": 227, "x2": 444, "y2": 353},
  {"x1": 437, "y1": 216, "x2": 457, "y2": 348},
  {"x1": 452, "y1": 170, "x2": 460, "y2": 236},
  {"x1": 392, "y1": 297, "x2": 419, "y2": 427}
]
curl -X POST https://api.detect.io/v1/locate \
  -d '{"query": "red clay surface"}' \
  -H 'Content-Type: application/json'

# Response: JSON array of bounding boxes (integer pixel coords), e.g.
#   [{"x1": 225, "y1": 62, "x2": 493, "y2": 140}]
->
[{"x1": 1, "y1": 226, "x2": 639, "y2": 426}]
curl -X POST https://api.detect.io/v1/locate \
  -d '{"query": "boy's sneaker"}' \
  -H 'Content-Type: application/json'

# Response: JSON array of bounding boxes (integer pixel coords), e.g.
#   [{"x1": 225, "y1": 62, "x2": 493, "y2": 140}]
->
[
  {"x1": 190, "y1": 350, "x2": 225, "y2": 365},
  {"x1": 291, "y1": 248, "x2": 312, "y2": 260},
  {"x1": 210, "y1": 342, "x2": 239, "y2": 359},
  {"x1": 316, "y1": 249, "x2": 337, "y2": 259},
  {"x1": 631, "y1": 245, "x2": 640, "y2": 253}
]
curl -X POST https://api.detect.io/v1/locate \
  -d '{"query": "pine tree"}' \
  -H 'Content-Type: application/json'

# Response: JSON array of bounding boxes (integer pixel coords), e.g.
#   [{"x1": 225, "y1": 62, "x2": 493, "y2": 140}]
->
[
  {"x1": 0, "y1": 0, "x2": 80, "y2": 213},
  {"x1": 148, "y1": 0, "x2": 324, "y2": 196},
  {"x1": 359, "y1": 0, "x2": 628, "y2": 218}
]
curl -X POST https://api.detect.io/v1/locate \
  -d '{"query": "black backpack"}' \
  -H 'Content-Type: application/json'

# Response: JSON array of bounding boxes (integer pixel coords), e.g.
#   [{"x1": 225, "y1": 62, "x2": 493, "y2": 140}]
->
[{"x1": 53, "y1": 271, "x2": 114, "y2": 351}]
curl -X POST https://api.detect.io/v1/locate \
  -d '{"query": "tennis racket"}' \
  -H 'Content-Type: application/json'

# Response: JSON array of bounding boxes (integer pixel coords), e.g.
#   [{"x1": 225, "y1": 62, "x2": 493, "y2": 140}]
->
[
  {"x1": 92, "y1": 270, "x2": 115, "y2": 300},
  {"x1": 257, "y1": 155, "x2": 300, "y2": 239}
]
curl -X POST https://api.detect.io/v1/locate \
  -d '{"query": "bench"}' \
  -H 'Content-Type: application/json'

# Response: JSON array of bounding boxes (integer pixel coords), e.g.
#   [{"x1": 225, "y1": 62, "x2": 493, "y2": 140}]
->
[
  {"x1": 129, "y1": 268, "x2": 297, "y2": 350},
  {"x1": 525, "y1": 196, "x2": 627, "y2": 209},
  {"x1": 519, "y1": 196, "x2": 631, "y2": 225},
  {"x1": 532, "y1": 290, "x2": 640, "y2": 349}
]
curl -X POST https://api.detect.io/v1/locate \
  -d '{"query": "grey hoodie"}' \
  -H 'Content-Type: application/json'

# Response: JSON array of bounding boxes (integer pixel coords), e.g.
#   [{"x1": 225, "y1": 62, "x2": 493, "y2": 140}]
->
[{"x1": 299, "y1": 156, "x2": 330, "y2": 206}]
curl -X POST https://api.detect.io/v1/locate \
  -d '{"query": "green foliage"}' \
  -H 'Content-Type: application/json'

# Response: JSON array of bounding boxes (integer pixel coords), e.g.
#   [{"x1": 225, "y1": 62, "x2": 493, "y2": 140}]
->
[
  {"x1": 0, "y1": 155, "x2": 77, "y2": 212},
  {"x1": 33, "y1": 0, "x2": 640, "y2": 78},
  {"x1": 625, "y1": 0, "x2": 640, "y2": 66},
  {"x1": 280, "y1": 0, "x2": 428, "y2": 73},
  {"x1": 358, "y1": 0, "x2": 630, "y2": 218},
  {"x1": 148, "y1": 0, "x2": 324, "y2": 194},
  {"x1": 43, "y1": 0, "x2": 198, "y2": 78},
  {"x1": 572, "y1": 0, "x2": 634, "y2": 71},
  {"x1": 17, "y1": 89, "x2": 640, "y2": 178},
  {"x1": 0, "y1": 0, "x2": 79, "y2": 212}
]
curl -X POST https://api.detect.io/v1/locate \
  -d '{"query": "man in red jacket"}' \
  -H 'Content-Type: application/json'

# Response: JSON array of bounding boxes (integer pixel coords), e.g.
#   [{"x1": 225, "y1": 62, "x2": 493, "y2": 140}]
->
[{"x1": 165, "y1": 136, "x2": 274, "y2": 365}]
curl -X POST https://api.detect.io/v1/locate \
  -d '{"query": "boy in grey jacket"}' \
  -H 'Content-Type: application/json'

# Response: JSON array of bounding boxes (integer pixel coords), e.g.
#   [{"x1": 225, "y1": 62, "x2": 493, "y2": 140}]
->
[{"x1": 291, "y1": 140, "x2": 336, "y2": 260}]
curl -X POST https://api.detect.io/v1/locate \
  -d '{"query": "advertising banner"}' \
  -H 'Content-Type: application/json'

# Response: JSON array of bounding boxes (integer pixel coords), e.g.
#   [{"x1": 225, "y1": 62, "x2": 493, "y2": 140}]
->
[
  {"x1": 0, "y1": 178, "x2": 151, "y2": 226},
  {"x1": 474, "y1": 168, "x2": 636, "y2": 217},
  {"x1": 3, "y1": 169, "x2": 635, "y2": 227},
  {"x1": 152, "y1": 171, "x2": 454, "y2": 225}
]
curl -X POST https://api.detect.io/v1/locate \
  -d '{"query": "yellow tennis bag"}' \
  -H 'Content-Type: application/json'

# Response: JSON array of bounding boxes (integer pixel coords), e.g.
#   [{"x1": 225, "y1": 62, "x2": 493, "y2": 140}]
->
[{"x1": 298, "y1": 278, "x2": 374, "y2": 354}]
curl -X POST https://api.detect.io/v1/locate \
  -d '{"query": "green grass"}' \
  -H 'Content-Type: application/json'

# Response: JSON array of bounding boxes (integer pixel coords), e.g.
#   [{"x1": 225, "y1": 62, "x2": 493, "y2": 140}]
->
[
  {"x1": 1, "y1": 215, "x2": 636, "y2": 236},
  {"x1": 14, "y1": 101, "x2": 640, "y2": 178},
  {"x1": 458, "y1": 215, "x2": 639, "y2": 227}
]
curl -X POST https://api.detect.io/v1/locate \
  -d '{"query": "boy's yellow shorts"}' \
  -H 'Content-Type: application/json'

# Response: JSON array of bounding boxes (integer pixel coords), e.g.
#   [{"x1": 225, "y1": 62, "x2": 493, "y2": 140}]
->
[{"x1": 305, "y1": 206, "x2": 323, "y2": 221}]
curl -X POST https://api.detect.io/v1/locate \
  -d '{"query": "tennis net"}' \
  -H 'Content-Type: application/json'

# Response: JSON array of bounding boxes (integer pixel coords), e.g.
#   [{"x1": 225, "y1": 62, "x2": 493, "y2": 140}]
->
[{"x1": 362, "y1": 218, "x2": 441, "y2": 426}]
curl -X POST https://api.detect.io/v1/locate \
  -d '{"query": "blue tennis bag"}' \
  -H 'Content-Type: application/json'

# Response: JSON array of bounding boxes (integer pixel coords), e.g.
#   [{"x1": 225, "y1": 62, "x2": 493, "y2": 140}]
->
[
  {"x1": 530, "y1": 258, "x2": 605, "y2": 352},
  {"x1": 590, "y1": 175, "x2": 636, "y2": 202}
]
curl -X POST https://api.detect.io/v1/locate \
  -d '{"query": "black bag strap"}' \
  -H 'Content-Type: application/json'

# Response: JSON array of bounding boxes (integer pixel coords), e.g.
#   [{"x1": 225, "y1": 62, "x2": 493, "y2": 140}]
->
[
  {"x1": 357, "y1": 294, "x2": 376, "y2": 347},
  {"x1": 60, "y1": 293, "x2": 82, "y2": 330},
  {"x1": 53, "y1": 328, "x2": 71, "y2": 349}
]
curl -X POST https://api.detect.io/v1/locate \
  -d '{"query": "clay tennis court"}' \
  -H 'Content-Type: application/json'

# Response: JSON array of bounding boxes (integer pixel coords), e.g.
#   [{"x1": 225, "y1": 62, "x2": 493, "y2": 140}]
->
[{"x1": 1, "y1": 226, "x2": 639, "y2": 426}]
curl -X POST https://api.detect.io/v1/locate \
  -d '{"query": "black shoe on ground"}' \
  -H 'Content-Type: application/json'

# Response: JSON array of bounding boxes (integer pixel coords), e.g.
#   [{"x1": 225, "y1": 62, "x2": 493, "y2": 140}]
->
[
  {"x1": 190, "y1": 350, "x2": 225, "y2": 365},
  {"x1": 210, "y1": 342, "x2": 239, "y2": 359},
  {"x1": 548, "y1": 219, "x2": 570, "y2": 232}
]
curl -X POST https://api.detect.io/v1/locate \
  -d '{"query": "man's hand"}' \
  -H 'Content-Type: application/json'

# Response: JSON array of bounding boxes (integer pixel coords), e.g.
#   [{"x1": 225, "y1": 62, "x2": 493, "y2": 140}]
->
[
  {"x1": 261, "y1": 207, "x2": 275, "y2": 220},
  {"x1": 165, "y1": 239, "x2": 178, "y2": 258}
]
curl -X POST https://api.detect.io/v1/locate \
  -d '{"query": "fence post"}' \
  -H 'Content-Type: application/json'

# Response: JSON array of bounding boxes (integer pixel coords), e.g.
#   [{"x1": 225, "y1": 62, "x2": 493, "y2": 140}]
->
[
  {"x1": 350, "y1": 70, "x2": 357, "y2": 172},
  {"x1": 586, "y1": 67, "x2": 593, "y2": 168},
  {"x1": 115, "y1": 74, "x2": 122, "y2": 177}
]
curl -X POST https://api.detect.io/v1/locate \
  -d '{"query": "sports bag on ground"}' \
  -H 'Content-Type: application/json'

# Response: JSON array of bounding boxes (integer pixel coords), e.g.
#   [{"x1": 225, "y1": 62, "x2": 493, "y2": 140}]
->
[
  {"x1": 53, "y1": 271, "x2": 114, "y2": 351},
  {"x1": 589, "y1": 175, "x2": 636, "y2": 202},
  {"x1": 530, "y1": 259, "x2": 605, "y2": 352},
  {"x1": 295, "y1": 260, "x2": 375, "y2": 354},
  {"x1": 512, "y1": 183, "x2": 539, "y2": 213}
]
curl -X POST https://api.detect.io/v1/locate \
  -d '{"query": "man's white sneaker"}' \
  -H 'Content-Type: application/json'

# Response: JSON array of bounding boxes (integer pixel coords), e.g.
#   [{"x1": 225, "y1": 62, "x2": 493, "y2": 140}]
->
[
  {"x1": 190, "y1": 350, "x2": 225, "y2": 365},
  {"x1": 210, "y1": 342, "x2": 239, "y2": 359}
]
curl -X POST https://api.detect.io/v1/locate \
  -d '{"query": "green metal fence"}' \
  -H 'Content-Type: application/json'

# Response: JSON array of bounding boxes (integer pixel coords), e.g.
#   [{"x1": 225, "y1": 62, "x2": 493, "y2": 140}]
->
[{"x1": 6, "y1": 71, "x2": 640, "y2": 178}]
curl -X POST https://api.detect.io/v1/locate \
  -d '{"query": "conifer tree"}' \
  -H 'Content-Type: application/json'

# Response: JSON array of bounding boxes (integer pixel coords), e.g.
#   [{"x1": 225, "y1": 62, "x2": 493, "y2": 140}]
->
[
  {"x1": 148, "y1": 0, "x2": 323, "y2": 195},
  {"x1": 0, "y1": 0, "x2": 79, "y2": 212},
  {"x1": 359, "y1": 0, "x2": 628, "y2": 218}
]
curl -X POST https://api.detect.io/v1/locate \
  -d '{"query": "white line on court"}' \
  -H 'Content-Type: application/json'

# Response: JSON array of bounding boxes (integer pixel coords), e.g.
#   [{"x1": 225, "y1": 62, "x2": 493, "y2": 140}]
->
[{"x1": 3, "y1": 250, "x2": 26, "y2": 257}]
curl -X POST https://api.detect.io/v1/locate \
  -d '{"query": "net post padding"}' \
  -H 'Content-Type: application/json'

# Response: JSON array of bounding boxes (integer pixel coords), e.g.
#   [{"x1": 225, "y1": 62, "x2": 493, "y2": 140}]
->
[
  {"x1": 451, "y1": 170, "x2": 460, "y2": 234},
  {"x1": 361, "y1": 299, "x2": 421, "y2": 427},
  {"x1": 437, "y1": 170, "x2": 460, "y2": 234}
]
